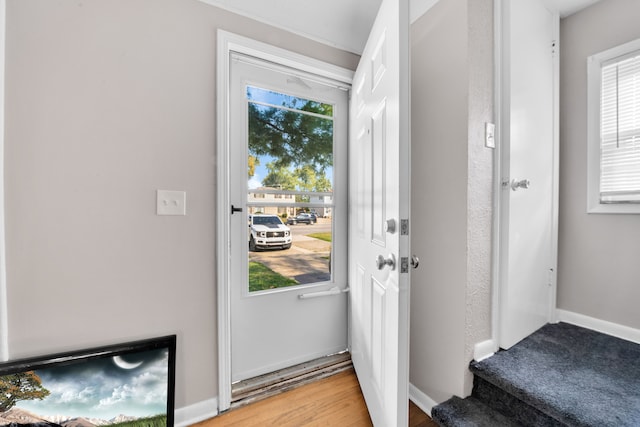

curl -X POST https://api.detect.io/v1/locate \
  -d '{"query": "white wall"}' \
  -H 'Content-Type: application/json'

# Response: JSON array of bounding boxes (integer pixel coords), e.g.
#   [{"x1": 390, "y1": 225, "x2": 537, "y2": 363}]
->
[
  {"x1": 410, "y1": 0, "x2": 493, "y2": 403},
  {"x1": 558, "y1": 0, "x2": 640, "y2": 329},
  {"x1": 4, "y1": 0, "x2": 357, "y2": 411}
]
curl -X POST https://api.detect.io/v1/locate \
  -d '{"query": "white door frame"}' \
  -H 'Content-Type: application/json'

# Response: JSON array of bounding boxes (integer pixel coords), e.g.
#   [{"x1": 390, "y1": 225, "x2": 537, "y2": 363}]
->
[
  {"x1": 215, "y1": 30, "x2": 353, "y2": 411},
  {"x1": 491, "y1": 0, "x2": 559, "y2": 350}
]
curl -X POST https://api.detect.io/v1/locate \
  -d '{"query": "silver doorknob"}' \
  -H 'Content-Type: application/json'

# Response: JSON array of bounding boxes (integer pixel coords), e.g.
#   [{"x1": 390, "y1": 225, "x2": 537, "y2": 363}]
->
[
  {"x1": 511, "y1": 179, "x2": 530, "y2": 191},
  {"x1": 384, "y1": 219, "x2": 396, "y2": 234},
  {"x1": 411, "y1": 255, "x2": 420, "y2": 269},
  {"x1": 376, "y1": 254, "x2": 396, "y2": 270}
]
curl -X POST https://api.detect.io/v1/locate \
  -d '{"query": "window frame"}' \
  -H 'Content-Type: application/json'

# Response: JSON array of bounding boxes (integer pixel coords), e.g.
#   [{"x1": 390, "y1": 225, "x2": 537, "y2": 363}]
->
[{"x1": 587, "y1": 37, "x2": 640, "y2": 214}]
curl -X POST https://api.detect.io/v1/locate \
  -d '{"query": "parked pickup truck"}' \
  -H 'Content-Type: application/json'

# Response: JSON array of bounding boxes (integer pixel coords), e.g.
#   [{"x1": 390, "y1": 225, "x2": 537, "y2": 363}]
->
[{"x1": 249, "y1": 214, "x2": 292, "y2": 251}]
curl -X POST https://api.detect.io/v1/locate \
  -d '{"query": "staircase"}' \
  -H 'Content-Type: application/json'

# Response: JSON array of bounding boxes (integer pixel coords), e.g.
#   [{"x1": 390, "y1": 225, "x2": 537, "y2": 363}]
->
[{"x1": 432, "y1": 322, "x2": 640, "y2": 426}]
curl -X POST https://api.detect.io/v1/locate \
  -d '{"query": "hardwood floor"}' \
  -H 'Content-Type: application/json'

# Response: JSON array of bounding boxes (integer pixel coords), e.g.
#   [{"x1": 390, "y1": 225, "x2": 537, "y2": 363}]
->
[{"x1": 192, "y1": 368, "x2": 438, "y2": 426}]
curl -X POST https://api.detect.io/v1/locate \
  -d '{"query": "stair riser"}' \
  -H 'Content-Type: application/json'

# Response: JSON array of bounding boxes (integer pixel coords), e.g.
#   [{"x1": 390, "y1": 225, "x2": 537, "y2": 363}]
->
[{"x1": 472, "y1": 376, "x2": 564, "y2": 427}]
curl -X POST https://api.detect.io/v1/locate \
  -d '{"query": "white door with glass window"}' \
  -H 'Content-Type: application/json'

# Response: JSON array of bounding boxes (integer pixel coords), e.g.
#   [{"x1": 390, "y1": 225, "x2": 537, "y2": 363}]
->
[
  {"x1": 228, "y1": 54, "x2": 349, "y2": 382},
  {"x1": 348, "y1": 0, "x2": 411, "y2": 425}
]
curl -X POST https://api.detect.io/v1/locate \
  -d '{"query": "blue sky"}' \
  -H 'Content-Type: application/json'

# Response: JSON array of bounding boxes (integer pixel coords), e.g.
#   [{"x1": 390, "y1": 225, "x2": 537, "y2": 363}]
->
[{"x1": 248, "y1": 154, "x2": 274, "y2": 189}]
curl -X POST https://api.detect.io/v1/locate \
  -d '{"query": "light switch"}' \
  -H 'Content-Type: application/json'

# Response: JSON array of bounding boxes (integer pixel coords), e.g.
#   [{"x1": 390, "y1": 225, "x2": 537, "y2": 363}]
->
[
  {"x1": 485, "y1": 122, "x2": 496, "y2": 149},
  {"x1": 157, "y1": 190, "x2": 186, "y2": 216}
]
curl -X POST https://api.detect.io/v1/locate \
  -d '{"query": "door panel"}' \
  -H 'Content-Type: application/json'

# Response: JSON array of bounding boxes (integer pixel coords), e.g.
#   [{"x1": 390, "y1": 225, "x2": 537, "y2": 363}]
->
[
  {"x1": 372, "y1": 101, "x2": 387, "y2": 246},
  {"x1": 499, "y1": 0, "x2": 558, "y2": 348},
  {"x1": 349, "y1": 0, "x2": 410, "y2": 425}
]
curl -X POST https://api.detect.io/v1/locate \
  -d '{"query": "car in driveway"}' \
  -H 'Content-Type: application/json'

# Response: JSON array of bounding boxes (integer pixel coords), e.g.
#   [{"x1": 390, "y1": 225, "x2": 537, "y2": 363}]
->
[
  {"x1": 249, "y1": 214, "x2": 292, "y2": 251},
  {"x1": 287, "y1": 213, "x2": 317, "y2": 225}
]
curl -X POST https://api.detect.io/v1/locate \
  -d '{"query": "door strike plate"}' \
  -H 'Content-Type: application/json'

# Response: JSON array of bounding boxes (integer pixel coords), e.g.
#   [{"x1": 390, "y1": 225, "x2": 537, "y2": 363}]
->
[
  {"x1": 400, "y1": 257, "x2": 409, "y2": 273},
  {"x1": 400, "y1": 219, "x2": 409, "y2": 236}
]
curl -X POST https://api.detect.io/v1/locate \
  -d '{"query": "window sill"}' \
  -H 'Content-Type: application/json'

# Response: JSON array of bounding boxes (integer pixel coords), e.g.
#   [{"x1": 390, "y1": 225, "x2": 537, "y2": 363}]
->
[{"x1": 587, "y1": 202, "x2": 640, "y2": 215}]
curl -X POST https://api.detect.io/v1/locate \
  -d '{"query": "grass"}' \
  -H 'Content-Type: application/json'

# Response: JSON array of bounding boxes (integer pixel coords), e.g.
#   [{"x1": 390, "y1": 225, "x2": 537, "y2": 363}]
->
[
  {"x1": 111, "y1": 415, "x2": 166, "y2": 427},
  {"x1": 249, "y1": 261, "x2": 298, "y2": 292},
  {"x1": 306, "y1": 232, "x2": 332, "y2": 242}
]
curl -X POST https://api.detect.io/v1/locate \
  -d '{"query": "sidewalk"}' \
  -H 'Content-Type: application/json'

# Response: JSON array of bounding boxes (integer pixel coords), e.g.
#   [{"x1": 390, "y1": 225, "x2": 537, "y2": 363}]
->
[
  {"x1": 249, "y1": 235, "x2": 331, "y2": 284},
  {"x1": 291, "y1": 234, "x2": 331, "y2": 254}
]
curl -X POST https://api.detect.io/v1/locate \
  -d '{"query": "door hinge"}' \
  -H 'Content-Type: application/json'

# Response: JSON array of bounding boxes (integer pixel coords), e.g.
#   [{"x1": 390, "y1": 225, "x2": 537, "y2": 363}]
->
[
  {"x1": 400, "y1": 219, "x2": 409, "y2": 235},
  {"x1": 400, "y1": 257, "x2": 409, "y2": 273}
]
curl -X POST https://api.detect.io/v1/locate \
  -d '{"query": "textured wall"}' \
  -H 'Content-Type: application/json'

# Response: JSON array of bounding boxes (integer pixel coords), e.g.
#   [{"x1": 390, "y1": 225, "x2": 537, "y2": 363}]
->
[
  {"x1": 558, "y1": 0, "x2": 640, "y2": 329},
  {"x1": 4, "y1": 0, "x2": 357, "y2": 411},
  {"x1": 410, "y1": 0, "x2": 494, "y2": 402},
  {"x1": 464, "y1": 0, "x2": 494, "y2": 393}
]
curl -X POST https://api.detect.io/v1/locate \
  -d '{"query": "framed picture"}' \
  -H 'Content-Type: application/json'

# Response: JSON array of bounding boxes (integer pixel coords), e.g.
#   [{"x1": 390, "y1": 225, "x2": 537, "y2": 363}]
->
[{"x1": 0, "y1": 335, "x2": 176, "y2": 426}]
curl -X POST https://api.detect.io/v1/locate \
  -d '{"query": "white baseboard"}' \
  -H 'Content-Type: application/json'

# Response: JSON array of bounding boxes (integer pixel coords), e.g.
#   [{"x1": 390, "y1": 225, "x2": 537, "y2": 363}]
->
[
  {"x1": 175, "y1": 397, "x2": 218, "y2": 427},
  {"x1": 473, "y1": 339, "x2": 498, "y2": 362},
  {"x1": 556, "y1": 309, "x2": 640, "y2": 345},
  {"x1": 409, "y1": 383, "x2": 439, "y2": 417}
]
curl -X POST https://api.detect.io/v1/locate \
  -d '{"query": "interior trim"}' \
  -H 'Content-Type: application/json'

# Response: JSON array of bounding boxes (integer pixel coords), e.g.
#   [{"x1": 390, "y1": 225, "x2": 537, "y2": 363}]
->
[
  {"x1": 473, "y1": 339, "x2": 498, "y2": 362},
  {"x1": 556, "y1": 309, "x2": 640, "y2": 345},
  {"x1": 174, "y1": 397, "x2": 218, "y2": 427},
  {"x1": 409, "y1": 382, "x2": 438, "y2": 416}
]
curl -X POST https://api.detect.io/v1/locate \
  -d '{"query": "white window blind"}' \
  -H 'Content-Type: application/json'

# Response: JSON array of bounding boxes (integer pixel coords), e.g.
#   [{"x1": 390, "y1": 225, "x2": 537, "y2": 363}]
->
[{"x1": 600, "y1": 51, "x2": 640, "y2": 203}]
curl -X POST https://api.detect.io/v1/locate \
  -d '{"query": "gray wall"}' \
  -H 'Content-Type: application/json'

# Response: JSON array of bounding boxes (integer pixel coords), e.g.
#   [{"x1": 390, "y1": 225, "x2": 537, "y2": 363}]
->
[
  {"x1": 559, "y1": 0, "x2": 640, "y2": 329},
  {"x1": 4, "y1": 0, "x2": 357, "y2": 410},
  {"x1": 410, "y1": 0, "x2": 493, "y2": 402}
]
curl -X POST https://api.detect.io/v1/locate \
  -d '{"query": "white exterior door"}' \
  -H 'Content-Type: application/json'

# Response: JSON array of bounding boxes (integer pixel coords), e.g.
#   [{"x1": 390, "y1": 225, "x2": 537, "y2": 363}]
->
[
  {"x1": 348, "y1": 0, "x2": 411, "y2": 425},
  {"x1": 228, "y1": 54, "x2": 350, "y2": 382},
  {"x1": 498, "y1": 0, "x2": 559, "y2": 349}
]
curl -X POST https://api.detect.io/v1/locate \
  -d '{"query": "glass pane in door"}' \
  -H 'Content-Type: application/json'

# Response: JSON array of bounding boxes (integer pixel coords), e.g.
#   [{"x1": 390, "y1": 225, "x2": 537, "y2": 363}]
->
[{"x1": 246, "y1": 86, "x2": 334, "y2": 292}]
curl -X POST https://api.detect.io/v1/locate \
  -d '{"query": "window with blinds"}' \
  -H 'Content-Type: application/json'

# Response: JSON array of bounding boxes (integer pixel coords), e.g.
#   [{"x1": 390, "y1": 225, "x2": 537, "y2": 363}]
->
[
  {"x1": 587, "y1": 38, "x2": 640, "y2": 213},
  {"x1": 600, "y1": 52, "x2": 640, "y2": 203}
]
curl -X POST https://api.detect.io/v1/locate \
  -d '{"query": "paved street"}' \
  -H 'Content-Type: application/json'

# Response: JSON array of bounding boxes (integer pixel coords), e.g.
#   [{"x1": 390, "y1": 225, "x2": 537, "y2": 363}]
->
[{"x1": 250, "y1": 218, "x2": 332, "y2": 285}]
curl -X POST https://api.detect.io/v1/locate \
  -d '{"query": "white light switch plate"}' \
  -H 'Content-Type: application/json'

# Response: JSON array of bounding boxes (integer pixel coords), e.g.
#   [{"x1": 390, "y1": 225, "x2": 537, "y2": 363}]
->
[
  {"x1": 157, "y1": 190, "x2": 186, "y2": 216},
  {"x1": 485, "y1": 122, "x2": 496, "y2": 148}
]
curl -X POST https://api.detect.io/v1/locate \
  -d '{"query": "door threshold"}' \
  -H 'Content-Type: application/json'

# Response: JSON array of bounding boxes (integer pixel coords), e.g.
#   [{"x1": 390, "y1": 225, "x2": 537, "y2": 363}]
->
[{"x1": 231, "y1": 351, "x2": 352, "y2": 409}]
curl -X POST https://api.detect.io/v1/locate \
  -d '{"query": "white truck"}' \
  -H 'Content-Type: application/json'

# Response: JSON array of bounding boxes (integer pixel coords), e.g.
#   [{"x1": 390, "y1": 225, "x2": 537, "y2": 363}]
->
[{"x1": 248, "y1": 214, "x2": 292, "y2": 251}]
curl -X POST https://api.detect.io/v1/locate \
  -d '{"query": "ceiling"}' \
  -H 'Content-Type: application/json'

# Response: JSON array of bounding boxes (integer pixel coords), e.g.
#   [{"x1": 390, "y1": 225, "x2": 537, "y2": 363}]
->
[{"x1": 198, "y1": 0, "x2": 602, "y2": 55}]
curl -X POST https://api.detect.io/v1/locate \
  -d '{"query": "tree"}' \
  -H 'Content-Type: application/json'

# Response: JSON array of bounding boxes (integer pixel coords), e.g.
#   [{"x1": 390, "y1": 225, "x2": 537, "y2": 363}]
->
[
  {"x1": 262, "y1": 163, "x2": 298, "y2": 191},
  {"x1": 248, "y1": 97, "x2": 334, "y2": 176},
  {"x1": 0, "y1": 371, "x2": 50, "y2": 412},
  {"x1": 248, "y1": 155, "x2": 260, "y2": 178},
  {"x1": 261, "y1": 163, "x2": 332, "y2": 203},
  {"x1": 295, "y1": 165, "x2": 332, "y2": 193}
]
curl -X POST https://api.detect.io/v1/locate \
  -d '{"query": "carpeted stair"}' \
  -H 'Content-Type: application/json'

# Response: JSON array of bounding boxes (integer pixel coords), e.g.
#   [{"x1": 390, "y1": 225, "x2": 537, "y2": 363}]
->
[{"x1": 432, "y1": 322, "x2": 640, "y2": 426}]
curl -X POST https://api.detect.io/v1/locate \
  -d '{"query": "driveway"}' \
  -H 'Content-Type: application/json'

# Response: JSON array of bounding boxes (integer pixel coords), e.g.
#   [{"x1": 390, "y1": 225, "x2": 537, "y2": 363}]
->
[{"x1": 249, "y1": 224, "x2": 331, "y2": 285}]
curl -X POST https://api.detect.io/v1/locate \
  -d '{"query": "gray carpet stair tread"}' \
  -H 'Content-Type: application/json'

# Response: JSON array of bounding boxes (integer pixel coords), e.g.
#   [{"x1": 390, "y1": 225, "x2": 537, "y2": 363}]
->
[
  {"x1": 470, "y1": 322, "x2": 640, "y2": 427},
  {"x1": 432, "y1": 396, "x2": 522, "y2": 427}
]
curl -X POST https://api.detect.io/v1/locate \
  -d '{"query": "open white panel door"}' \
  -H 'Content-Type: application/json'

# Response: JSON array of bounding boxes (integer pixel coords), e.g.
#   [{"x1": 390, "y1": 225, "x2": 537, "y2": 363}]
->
[
  {"x1": 348, "y1": 0, "x2": 410, "y2": 425},
  {"x1": 498, "y1": 0, "x2": 559, "y2": 349}
]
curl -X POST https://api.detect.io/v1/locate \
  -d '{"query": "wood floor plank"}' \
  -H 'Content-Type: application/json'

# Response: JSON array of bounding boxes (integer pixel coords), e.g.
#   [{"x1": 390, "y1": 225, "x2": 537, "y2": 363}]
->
[
  {"x1": 409, "y1": 400, "x2": 437, "y2": 427},
  {"x1": 191, "y1": 368, "x2": 438, "y2": 426}
]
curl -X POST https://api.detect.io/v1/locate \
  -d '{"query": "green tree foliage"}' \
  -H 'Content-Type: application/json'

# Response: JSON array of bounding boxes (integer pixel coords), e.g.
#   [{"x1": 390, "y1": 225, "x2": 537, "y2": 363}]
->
[
  {"x1": 295, "y1": 165, "x2": 332, "y2": 192},
  {"x1": 0, "y1": 371, "x2": 50, "y2": 412},
  {"x1": 262, "y1": 163, "x2": 332, "y2": 200},
  {"x1": 248, "y1": 96, "x2": 334, "y2": 177},
  {"x1": 262, "y1": 163, "x2": 298, "y2": 190}
]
